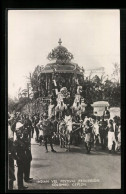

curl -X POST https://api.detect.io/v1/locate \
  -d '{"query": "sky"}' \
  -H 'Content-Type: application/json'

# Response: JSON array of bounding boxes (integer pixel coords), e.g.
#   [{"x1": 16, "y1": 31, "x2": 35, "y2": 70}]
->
[{"x1": 8, "y1": 10, "x2": 120, "y2": 99}]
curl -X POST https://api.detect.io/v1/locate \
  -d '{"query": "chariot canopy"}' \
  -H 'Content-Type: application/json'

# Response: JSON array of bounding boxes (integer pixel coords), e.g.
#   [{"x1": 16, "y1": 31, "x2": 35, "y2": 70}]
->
[{"x1": 38, "y1": 39, "x2": 84, "y2": 97}]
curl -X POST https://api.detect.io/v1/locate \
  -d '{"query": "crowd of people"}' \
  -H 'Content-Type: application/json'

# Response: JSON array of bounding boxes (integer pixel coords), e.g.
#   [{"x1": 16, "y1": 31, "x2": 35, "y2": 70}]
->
[{"x1": 8, "y1": 107, "x2": 121, "y2": 190}]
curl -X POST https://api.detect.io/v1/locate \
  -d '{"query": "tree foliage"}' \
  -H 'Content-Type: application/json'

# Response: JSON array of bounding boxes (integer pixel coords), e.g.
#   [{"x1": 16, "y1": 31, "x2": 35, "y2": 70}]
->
[
  {"x1": 16, "y1": 97, "x2": 31, "y2": 111},
  {"x1": 8, "y1": 96, "x2": 32, "y2": 113},
  {"x1": 8, "y1": 97, "x2": 17, "y2": 113},
  {"x1": 112, "y1": 63, "x2": 120, "y2": 81},
  {"x1": 82, "y1": 76, "x2": 120, "y2": 107},
  {"x1": 30, "y1": 65, "x2": 42, "y2": 99}
]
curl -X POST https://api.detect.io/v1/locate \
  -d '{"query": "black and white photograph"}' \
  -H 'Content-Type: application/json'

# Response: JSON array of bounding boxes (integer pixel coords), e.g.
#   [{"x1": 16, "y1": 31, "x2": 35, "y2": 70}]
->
[{"x1": 7, "y1": 9, "x2": 121, "y2": 190}]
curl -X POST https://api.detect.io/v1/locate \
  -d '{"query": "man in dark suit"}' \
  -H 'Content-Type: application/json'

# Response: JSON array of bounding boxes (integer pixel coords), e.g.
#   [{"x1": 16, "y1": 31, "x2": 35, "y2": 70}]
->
[
  {"x1": 24, "y1": 116, "x2": 32, "y2": 141},
  {"x1": 99, "y1": 118, "x2": 108, "y2": 150},
  {"x1": 13, "y1": 129, "x2": 28, "y2": 190},
  {"x1": 22, "y1": 129, "x2": 33, "y2": 183}
]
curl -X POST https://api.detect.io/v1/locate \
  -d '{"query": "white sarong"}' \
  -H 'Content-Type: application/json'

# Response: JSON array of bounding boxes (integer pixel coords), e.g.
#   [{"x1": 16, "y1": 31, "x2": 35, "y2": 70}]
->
[{"x1": 108, "y1": 131, "x2": 116, "y2": 150}]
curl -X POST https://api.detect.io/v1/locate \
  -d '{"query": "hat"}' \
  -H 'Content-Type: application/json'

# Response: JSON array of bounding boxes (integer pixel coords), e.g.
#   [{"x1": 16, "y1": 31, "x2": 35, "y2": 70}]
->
[{"x1": 16, "y1": 122, "x2": 23, "y2": 130}]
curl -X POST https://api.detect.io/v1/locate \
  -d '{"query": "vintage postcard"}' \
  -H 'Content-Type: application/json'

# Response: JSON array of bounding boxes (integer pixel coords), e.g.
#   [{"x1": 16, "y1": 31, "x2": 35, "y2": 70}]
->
[{"x1": 7, "y1": 9, "x2": 121, "y2": 190}]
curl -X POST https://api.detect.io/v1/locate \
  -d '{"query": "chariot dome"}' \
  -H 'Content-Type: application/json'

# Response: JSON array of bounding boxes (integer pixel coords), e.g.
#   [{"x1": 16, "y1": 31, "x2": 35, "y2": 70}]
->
[{"x1": 38, "y1": 39, "x2": 84, "y2": 97}]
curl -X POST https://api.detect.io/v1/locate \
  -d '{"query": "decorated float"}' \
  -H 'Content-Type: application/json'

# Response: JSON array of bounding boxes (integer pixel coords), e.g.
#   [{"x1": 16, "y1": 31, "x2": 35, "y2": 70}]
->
[{"x1": 31, "y1": 39, "x2": 86, "y2": 116}]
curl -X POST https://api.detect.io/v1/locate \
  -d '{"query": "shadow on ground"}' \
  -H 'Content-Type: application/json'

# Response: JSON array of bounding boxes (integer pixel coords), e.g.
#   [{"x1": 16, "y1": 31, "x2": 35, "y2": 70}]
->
[
  {"x1": 33, "y1": 158, "x2": 48, "y2": 160},
  {"x1": 57, "y1": 146, "x2": 121, "y2": 156},
  {"x1": 31, "y1": 164, "x2": 50, "y2": 168}
]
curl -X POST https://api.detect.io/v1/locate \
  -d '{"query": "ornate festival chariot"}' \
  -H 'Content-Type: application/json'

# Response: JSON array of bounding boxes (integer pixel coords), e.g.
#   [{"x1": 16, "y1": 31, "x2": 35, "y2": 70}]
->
[{"x1": 31, "y1": 39, "x2": 86, "y2": 116}]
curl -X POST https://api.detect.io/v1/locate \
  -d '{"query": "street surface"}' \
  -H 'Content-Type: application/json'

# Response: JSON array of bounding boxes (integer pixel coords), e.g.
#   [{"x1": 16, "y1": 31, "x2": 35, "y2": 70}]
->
[{"x1": 19, "y1": 137, "x2": 121, "y2": 190}]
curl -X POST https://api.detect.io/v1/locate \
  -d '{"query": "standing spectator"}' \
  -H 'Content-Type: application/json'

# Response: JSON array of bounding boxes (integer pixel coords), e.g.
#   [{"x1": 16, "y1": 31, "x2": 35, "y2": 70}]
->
[
  {"x1": 117, "y1": 125, "x2": 121, "y2": 152},
  {"x1": 113, "y1": 116, "x2": 119, "y2": 151},
  {"x1": 99, "y1": 118, "x2": 108, "y2": 150},
  {"x1": 13, "y1": 129, "x2": 28, "y2": 190},
  {"x1": 24, "y1": 116, "x2": 32, "y2": 141},
  {"x1": 107, "y1": 119, "x2": 116, "y2": 153},
  {"x1": 22, "y1": 129, "x2": 33, "y2": 183},
  {"x1": 8, "y1": 116, "x2": 16, "y2": 190}
]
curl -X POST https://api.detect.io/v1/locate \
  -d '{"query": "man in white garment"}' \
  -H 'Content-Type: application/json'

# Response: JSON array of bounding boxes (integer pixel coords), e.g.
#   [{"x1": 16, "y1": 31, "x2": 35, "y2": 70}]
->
[{"x1": 107, "y1": 119, "x2": 116, "y2": 153}]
